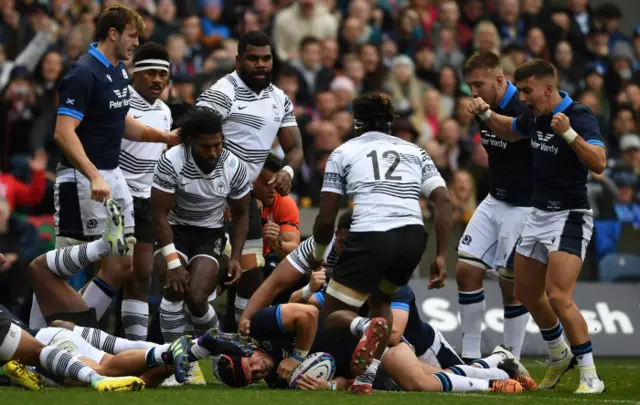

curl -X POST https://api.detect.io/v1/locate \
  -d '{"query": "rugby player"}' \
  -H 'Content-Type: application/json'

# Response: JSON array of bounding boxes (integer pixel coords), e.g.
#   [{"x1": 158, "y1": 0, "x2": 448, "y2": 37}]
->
[
  {"x1": 196, "y1": 30, "x2": 303, "y2": 322},
  {"x1": 198, "y1": 303, "x2": 524, "y2": 394},
  {"x1": 0, "y1": 270, "x2": 144, "y2": 391},
  {"x1": 469, "y1": 59, "x2": 606, "y2": 394},
  {"x1": 26, "y1": 200, "x2": 192, "y2": 384},
  {"x1": 152, "y1": 109, "x2": 250, "y2": 342},
  {"x1": 119, "y1": 42, "x2": 173, "y2": 341},
  {"x1": 309, "y1": 92, "x2": 452, "y2": 394},
  {"x1": 30, "y1": 5, "x2": 178, "y2": 328},
  {"x1": 456, "y1": 51, "x2": 533, "y2": 366}
]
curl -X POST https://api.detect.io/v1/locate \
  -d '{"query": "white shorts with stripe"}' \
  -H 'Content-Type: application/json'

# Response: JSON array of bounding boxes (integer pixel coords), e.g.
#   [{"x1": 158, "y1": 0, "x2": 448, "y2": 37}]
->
[
  {"x1": 35, "y1": 327, "x2": 106, "y2": 363},
  {"x1": 54, "y1": 166, "x2": 134, "y2": 239},
  {"x1": 515, "y1": 208, "x2": 594, "y2": 264},
  {"x1": 458, "y1": 194, "x2": 532, "y2": 270}
]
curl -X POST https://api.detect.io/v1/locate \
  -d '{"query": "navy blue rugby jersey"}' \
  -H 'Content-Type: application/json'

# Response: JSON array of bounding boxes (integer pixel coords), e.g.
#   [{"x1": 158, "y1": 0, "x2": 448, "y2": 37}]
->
[
  {"x1": 512, "y1": 92, "x2": 605, "y2": 211},
  {"x1": 57, "y1": 43, "x2": 131, "y2": 170},
  {"x1": 476, "y1": 81, "x2": 534, "y2": 206},
  {"x1": 391, "y1": 285, "x2": 435, "y2": 357}
]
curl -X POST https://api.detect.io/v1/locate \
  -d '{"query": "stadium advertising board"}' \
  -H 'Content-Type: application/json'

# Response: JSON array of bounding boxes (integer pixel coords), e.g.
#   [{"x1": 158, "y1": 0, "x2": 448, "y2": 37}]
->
[{"x1": 408, "y1": 281, "x2": 640, "y2": 357}]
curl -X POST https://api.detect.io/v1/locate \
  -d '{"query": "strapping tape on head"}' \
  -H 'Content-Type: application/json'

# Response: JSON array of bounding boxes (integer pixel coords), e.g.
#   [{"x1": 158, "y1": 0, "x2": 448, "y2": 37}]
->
[{"x1": 133, "y1": 59, "x2": 170, "y2": 73}]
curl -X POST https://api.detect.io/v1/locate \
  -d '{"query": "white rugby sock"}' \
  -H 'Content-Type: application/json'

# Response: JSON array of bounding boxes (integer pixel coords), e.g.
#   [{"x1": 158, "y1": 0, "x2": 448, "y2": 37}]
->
[
  {"x1": 82, "y1": 277, "x2": 116, "y2": 320},
  {"x1": 46, "y1": 239, "x2": 109, "y2": 278},
  {"x1": 39, "y1": 346, "x2": 103, "y2": 384},
  {"x1": 458, "y1": 289, "x2": 485, "y2": 359},
  {"x1": 503, "y1": 304, "x2": 529, "y2": 359},
  {"x1": 121, "y1": 299, "x2": 149, "y2": 341},
  {"x1": 74, "y1": 326, "x2": 155, "y2": 353},
  {"x1": 29, "y1": 294, "x2": 47, "y2": 329},
  {"x1": 432, "y1": 371, "x2": 490, "y2": 392},
  {"x1": 473, "y1": 353, "x2": 503, "y2": 369},
  {"x1": 144, "y1": 344, "x2": 171, "y2": 368},
  {"x1": 234, "y1": 296, "x2": 248, "y2": 322},
  {"x1": 187, "y1": 304, "x2": 219, "y2": 334},
  {"x1": 447, "y1": 364, "x2": 509, "y2": 380},
  {"x1": 160, "y1": 299, "x2": 186, "y2": 343},
  {"x1": 349, "y1": 317, "x2": 370, "y2": 338}
]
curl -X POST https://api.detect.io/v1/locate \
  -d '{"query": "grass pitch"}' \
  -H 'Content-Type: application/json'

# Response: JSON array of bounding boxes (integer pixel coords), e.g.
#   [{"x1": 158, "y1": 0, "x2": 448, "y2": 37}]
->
[{"x1": 1, "y1": 358, "x2": 639, "y2": 405}]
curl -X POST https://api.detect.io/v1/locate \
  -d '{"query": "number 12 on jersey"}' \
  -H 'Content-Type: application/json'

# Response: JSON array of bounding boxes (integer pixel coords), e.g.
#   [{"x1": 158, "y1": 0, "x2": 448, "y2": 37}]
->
[{"x1": 366, "y1": 150, "x2": 403, "y2": 181}]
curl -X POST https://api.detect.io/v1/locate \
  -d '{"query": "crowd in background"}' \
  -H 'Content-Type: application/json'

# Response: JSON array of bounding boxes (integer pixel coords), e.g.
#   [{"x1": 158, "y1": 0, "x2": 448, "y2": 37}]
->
[{"x1": 1, "y1": 0, "x2": 640, "y2": 316}]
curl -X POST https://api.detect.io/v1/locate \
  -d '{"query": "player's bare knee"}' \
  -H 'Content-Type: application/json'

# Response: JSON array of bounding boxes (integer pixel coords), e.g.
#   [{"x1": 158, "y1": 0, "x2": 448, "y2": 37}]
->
[
  {"x1": 455, "y1": 259, "x2": 485, "y2": 291},
  {"x1": 28, "y1": 256, "x2": 50, "y2": 283},
  {"x1": 163, "y1": 288, "x2": 184, "y2": 302},
  {"x1": 185, "y1": 289, "x2": 209, "y2": 313}
]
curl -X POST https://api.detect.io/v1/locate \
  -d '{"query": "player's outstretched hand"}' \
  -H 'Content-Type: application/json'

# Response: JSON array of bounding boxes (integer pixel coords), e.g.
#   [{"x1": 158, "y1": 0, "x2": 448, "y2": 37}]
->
[
  {"x1": 238, "y1": 317, "x2": 251, "y2": 336},
  {"x1": 550, "y1": 112, "x2": 570, "y2": 135},
  {"x1": 90, "y1": 175, "x2": 111, "y2": 203},
  {"x1": 468, "y1": 97, "x2": 490, "y2": 115},
  {"x1": 278, "y1": 357, "x2": 300, "y2": 383},
  {"x1": 165, "y1": 129, "x2": 181, "y2": 146},
  {"x1": 225, "y1": 259, "x2": 243, "y2": 286},
  {"x1": 296, "y1": 374, "x2": 330, "y2": 391},
  {"x1": 428, "y1": 255, "x2": 446, "y2": 289},
  {"x1": 269, "y1": 171, "x2": 292, "y2": 196},
  {"x1": 166, "y1": 265, "x2": 190, "y2": 293}
]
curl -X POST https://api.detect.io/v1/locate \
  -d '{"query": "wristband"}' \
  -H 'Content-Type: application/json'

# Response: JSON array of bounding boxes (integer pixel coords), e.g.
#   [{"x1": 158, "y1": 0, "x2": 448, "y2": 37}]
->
[
  {"x1": 329, "y1": 380, "x2": 335, "y2": 391},
  {"x1": 162, "y1": 243, "x2": 181, "y2": 269},
  {"x1": 301, "y1": 284, "x2": 312, "y2": 301},
  {"x1": 562, "y1": 127, "x2": 578, "y2": 145},
  {"x1": 478, "y1": 109, "x2": 492, "y2": 121},
  {"x1": 293, "y1": 349, "x2": 309, "y2": 360},
  {"x1": 291, "y1": 354, "x2": 304, "y2": 362},
  {"x1": 313, "y1": 242, "x2": 327, "y2": 261},
  {"x1": 282, "y1": 165, "x2": 294, "y2": 180}
]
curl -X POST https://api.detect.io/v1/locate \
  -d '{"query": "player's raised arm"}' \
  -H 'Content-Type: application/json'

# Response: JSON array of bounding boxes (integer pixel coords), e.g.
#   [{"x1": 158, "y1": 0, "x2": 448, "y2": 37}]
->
[
  {"x1": 312, "y1": 150, "x2": 345, "y2": 263},
  {"x1": 420, "y1": 150, "x2": 452, "y2": 289},
  {"x1": 468, "y1": 97, "x2": 532, "y2": 142},
  {"x1": 550, "y1": 112, "x2": 606, "y2": 174},
  {"x1": 54, "y1": 66, "x2": 108, "y2": 200},
  {"x1": 276, "y1": 303, "x2": 320, "y2": 381}
]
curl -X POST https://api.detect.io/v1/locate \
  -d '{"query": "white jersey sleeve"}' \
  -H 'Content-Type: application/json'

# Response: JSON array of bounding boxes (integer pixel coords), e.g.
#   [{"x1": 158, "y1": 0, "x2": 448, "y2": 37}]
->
[
  {"x1": 321, "y1": 149, "x2": 347, "y2": 195},
  {"x1": 420, "y1": 149, "x2": 447, "y2": 198},
  {"x1": 226, "y1": 154, "x2": 251, "y2": 200},
  {"x1": 152, "y1": 147, "x2": 184, "y2": 194},
  {"x1": 280, "y1": 95, "x2": 297, "y2": 128},
  {"x1": 286, "y1": 236, "x2": 336, "y2": 275},
  {"x1": 195, "y1": 79, "x2": 235, "y2": 120}
]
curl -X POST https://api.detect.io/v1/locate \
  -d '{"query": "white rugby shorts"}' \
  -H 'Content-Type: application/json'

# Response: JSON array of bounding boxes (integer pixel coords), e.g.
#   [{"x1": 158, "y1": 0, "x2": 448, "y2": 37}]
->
[
  {"x1": 516, "y1": 208, "x2": 593, "y2": 264},
  {"x1": 35, "y1": 327, "x2": 106, "y2": 363},
  {"x1": 458, "y1": 195, "x2": 532, "y2": 271},
  {"x1": 54, "y1": 166, "x2": 134, "y2": 239}
]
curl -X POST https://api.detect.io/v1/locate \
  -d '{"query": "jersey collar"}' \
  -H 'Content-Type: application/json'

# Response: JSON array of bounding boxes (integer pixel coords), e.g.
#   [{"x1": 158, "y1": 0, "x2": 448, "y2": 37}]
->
[
  {"x1": 498, "y1": 80, "x2": 517, "y2": 110},
  {"x1": 552, "y1": 91, "x2": 573, "y2": 114},
  {"x1": 129, "y1": 85, "x2": 160, "y2": 108},
  {"x1": 232, "y1": 71, "x2": 272, "y2": 98},
  {"x1": 89, "y1": 43, "x2": 117, "y2": 69}
]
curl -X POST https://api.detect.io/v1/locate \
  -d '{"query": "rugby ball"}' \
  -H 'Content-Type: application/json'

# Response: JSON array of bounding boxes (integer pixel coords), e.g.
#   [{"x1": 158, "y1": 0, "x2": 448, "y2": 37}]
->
[{"x1": 288, "y1": 352, "x2": 336, "y2": 389}]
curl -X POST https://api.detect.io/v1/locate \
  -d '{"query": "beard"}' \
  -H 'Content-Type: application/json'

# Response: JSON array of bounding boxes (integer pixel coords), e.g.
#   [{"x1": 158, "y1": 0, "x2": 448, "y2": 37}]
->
[{"x1": 238, "y1": 68, "x2": 271, "y2": 93}]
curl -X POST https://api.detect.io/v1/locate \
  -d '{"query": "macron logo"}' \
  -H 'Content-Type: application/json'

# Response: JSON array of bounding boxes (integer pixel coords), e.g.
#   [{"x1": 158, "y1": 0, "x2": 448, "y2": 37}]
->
[{"x1": 113, "y1": 88, "x2": 128, "y2": 99}]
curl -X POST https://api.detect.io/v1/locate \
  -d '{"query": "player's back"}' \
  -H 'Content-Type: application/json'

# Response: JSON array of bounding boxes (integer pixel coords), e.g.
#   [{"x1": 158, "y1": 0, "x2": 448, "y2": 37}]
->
[{"x1": 323, "y1": 131, "x2": 426, "y2": 232}]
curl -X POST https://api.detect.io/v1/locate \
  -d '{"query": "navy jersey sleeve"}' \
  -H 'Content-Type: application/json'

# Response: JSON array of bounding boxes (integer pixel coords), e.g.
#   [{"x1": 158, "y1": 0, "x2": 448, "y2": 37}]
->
[
  {"x1": 57, "y1": 64, "x2": 94, "y2": 121},
  {"x1": 390, "y1": 285, "x2": 412, "y2": 312},
  {"x1": 250, "y1": 306, "x2": 291, "y2": 341},
  {"x1": 511, "y1": 113, "x2": 536, "y2": 138},
  {"x1": 572, "y1": 110, "x2": 605, "y2": 148}
]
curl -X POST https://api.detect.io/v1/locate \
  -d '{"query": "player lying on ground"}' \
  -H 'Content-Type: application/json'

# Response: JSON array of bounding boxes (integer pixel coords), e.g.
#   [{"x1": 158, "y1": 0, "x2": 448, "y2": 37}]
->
[
  {"x1": 0, "y1": 306, "x2": 185, "y2": 389},
  {"x1": 0, "y1": 278, "x2": 143, "y2": 392},
  {"x1": 27, "y1": 200, "x2": 191, "y2": 383},
  {"x1": 190, "y1": 303, "x2": 525, "y2": 393}
]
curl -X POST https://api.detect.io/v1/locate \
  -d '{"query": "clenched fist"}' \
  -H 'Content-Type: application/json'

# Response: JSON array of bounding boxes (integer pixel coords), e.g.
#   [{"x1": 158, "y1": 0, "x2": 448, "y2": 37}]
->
[
  {"x1": 550, "y1": 112, "x2": 571, "y2": 135},
  {"x1": 468, "y1": 97, "x2": 490, "y2": 116}
]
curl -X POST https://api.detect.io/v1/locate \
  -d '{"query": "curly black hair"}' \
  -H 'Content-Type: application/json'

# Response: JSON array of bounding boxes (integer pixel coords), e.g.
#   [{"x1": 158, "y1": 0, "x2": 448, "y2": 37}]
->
[
  {"x1": 177, "y1": 108, "x2": 223, "y2": 145},
  {"x1": 133, "y1": 41, "x2": 169, "y2": 64},
  {"x1": 262, "y1": 153, "x2": 282, "y2": 173},
  {"x1": 352, "y1": 92, "x2": 396, "y2": 133}
]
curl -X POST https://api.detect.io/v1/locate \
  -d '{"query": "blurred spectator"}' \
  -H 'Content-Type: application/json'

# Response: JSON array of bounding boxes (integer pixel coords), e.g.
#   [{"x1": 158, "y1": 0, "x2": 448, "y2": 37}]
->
[
  {"x1": 291, "y1": 36, "x2": 335, "y2": 107},
  {"x1": 494, "y1": 0, "x2": 525, "y2": 46},
  {"x1": 384, "y1": 54, "x2": 424, "y2": 117},
  {"x1": 433, "y1": 27, "x2": 464, "y2": 73},
  {"x1": 583, "y1": 62, "x2": 611, "y2": 119},
  {"x1": 200, "y1": 0, "x2": 230, "y2": 39},
  {"x1": 553, "y1": 40, "x2": 581, "y2": 97},
  {"x1": 595, "y1": 2, "x2": 629, "y2": 53},
  {"x1": 449, "y1": 169, "x2": 477, "y2": 225},
  {"x1": 437, "y1": 65, "x2": 461, "y2": 118},
  {"x1": 273, "y1": 0, "x2": 338, "y2": 62},
  {"x1": 432, "y1": 0, "x2": 473, "y2": 51},
  {"x1": 412, "y1": 87, "x2": 443, "y2": 143},
  {"x1": 330, "y1": 75, "x2": 355, "y2": 111},
  {"x1": 342, "y1": 54, "x2": 366, "y2": 94},
  {"x1": 568, "y1": 0, "x2": 595, "y2": 36},
  {"x1": 321, "y1": 38, "x2": 339, "y2": 69},
  {"x1": 180, "y1": 15, "x2": 208, "y2": 74},
  {"x1": 359, "y1": 43, "x2": 385, "y2": 92},
  {"x1": 152, "y1": 0, "x2": 179, "y2": 45},
  {"x1": 438, "y1": 118, "x2": 472, "y2": 171},
  {"x1": 525, "y1": 26, "x2": 550, "y2": 61},
  {"x1": 393, "y1": 7, "x2": 424, "y2": 56},
  {"x1": 606, "y1": 106, "x2": 636, "y2": 160},
  {"x1": 470, "y1": 20, "x2": 501, "y2": 56}
]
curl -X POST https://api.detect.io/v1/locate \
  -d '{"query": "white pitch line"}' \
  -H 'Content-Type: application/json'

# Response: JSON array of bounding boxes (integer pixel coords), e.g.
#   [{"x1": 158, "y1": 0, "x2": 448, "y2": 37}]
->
[{"x1": 429, "y1": 393, "x2": 640, "y2": 404}]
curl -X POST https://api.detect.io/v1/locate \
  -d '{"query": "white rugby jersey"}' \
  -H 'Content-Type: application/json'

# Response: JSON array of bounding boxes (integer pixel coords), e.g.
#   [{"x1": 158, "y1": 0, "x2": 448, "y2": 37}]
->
[
  {"x1": 152, "y1": 145, "x2": 251, "y2": 229},
  {"x1": 322, "y1": 131, "x2": 446, "y2": 232},
  {"x1": 195, "y1": 71, "x2": 297, "y2": 183},
  {"x1": 287, "y1": 236, "x2": 338, "y2": 276},
  {"x1": 120, "y1": 86, "x2": 172, "y2": 198}
]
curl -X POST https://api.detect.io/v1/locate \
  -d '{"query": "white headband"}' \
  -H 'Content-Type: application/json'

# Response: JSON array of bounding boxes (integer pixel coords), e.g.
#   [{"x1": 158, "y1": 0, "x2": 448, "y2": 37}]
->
[{"x1": 133, "y1": 59, "x2": 170, "y2": 73}]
